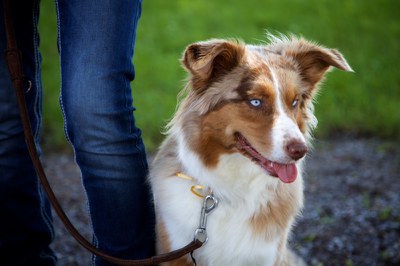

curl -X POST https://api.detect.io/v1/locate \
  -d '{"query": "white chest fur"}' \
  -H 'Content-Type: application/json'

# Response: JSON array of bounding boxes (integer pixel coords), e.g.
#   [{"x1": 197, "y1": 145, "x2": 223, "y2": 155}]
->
[{"x1": 152, "y1": 148, "x2": 303, "y2": 266}]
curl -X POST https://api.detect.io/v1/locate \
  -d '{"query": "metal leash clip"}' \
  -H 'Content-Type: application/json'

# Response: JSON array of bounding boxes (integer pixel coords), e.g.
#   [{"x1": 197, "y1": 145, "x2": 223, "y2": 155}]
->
[{"x1": 194, "y1": 193, "x2": 218, "y2": 244}]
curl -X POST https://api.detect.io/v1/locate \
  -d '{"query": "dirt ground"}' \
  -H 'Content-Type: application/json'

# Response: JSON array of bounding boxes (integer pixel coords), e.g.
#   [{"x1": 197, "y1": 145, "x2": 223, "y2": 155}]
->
[{"x1": 44, "y1": 138, "x2": 400, "y2": 266}]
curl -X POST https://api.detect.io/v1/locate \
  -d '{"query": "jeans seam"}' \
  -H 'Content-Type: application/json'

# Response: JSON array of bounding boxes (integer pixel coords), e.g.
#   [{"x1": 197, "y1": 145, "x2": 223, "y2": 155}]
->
[
  {"x1": 33, "y1": 0, "x2": 56, "y2": 249},
  {"x1": 37, "y1": 180, "x2": 55, "y2": 239},
  {"x1": 132, "y1": 0, "x2": 148, "y2": 172},
  {"x1": 55, "y1": 0, "x2": 72, "y2": 145},
  {"x1": 32, "y1": 0, "x2": 41, "y2": 147}
]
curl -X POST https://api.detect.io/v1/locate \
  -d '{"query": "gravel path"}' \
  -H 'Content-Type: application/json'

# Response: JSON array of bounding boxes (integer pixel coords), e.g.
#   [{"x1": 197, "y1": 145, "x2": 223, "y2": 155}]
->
[{"x1": 43, "y1": 138, "x2": 400, "y2": 266}]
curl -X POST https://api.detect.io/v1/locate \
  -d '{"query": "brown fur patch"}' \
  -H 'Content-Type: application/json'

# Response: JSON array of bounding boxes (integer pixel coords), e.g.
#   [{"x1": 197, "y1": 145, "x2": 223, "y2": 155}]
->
[
  {"x1": 293, "y1": 50, "x2": 332, "y2": 87},
  {"x1": 157, "y1": 219, "x2": 194, "y2": 266},
  {"x1": 193, "y1": 77, "x2": 277, "y2": 168},
  {"x1": 249, "y1": 182, "x2": 300, "y2": 240},
  {"x1": 182, "y1": 60, "x2": 281, "y2": 168},
  {"x1": 161, "y1": 255, "x2": 193, "y2": 266},
  {"x1": 182, "y1": 40, "x2": 245, "y2": 92},
  {"x1": 152, "y1": 136, "x2": 183, "y2": 178},
  {"x1": 157, "y1": 219, "x2": 171, "y2": 254}
]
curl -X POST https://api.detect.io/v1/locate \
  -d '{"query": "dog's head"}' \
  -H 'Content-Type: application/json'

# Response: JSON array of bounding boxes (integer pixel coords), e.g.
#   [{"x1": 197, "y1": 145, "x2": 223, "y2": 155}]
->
[{"x1": 172, "y1": 35, "x2": 352, "y2": 183}]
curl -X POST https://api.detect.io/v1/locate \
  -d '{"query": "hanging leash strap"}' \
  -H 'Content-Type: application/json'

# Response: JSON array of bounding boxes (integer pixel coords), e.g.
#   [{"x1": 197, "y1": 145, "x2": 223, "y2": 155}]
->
[{"x1": 2, "y1": 0, "x2": 203, "y2": 264}]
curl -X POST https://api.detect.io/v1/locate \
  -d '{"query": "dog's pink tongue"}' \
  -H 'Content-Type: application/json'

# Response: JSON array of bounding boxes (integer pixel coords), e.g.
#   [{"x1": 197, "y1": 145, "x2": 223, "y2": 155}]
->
[{"x1": 273, "y1": 163, "x2": 297, "y2": 183}]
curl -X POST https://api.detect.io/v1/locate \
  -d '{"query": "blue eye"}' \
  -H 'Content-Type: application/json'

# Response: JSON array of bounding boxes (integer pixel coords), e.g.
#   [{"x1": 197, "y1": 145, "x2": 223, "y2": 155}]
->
[
  {"x1": 250, "y1": 99, "x2": 262, "y2": 107},
  {"x1": 292, "y1": 99, "x2": 299, "y2": 108}
]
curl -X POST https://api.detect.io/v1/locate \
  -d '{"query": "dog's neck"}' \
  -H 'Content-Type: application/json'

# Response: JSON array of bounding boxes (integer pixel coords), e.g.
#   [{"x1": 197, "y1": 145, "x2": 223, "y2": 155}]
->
[{"x1": 176, "y1": 132, "x2": 304, "y2": 209}]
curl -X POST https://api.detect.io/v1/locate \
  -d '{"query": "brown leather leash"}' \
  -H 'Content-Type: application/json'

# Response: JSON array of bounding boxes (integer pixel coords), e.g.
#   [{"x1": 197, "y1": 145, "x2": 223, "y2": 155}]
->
[{"x1": 2, "y1": 0, "x2": 203, "y2": 264}]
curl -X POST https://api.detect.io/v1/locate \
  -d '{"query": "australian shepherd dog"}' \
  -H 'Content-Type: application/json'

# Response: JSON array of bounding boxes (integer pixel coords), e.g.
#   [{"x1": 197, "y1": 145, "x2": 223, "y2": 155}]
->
[{"x1": 150, "y1": 34, "x2": 352, "y2": 265}]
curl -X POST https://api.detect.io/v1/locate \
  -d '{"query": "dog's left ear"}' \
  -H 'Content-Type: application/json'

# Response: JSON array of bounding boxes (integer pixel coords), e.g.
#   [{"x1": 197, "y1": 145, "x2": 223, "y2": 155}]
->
[
  {"x1": 272, "y1": 37, "x2": 353, "y2": 88},
  {"x1": 293, "y1": 47, "x2": 353, "y2": 88},
  {"x1": 182, "y1": 39, "x2": 245, "y2": 90}
]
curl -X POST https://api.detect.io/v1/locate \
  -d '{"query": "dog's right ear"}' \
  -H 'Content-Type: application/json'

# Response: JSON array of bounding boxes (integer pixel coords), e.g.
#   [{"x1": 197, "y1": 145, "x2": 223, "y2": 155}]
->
[{"x1": 182, "y1": 39, "x2": 245, "y2": 90}]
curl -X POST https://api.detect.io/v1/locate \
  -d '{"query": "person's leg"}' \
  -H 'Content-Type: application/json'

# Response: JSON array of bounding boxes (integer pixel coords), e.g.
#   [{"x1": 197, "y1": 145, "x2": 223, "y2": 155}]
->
[
  {"x1": 0, "y1": 1, "x2": 56, "y2": 265},
  {"x1": 55, "y1": 0, "x2": 155, "y2": 264}
]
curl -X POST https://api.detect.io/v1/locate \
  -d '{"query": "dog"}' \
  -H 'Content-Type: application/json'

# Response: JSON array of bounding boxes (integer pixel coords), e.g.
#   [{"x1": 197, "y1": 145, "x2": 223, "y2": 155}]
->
[{"x1": 149, "y1": 34, "x2": 352, "y2": 265}]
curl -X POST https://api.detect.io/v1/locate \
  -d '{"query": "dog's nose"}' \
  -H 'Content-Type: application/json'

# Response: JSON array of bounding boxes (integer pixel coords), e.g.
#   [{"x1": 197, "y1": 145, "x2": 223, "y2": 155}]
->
[{"x1": 286, "y1": 140, "x2": 308, "y2": 161}]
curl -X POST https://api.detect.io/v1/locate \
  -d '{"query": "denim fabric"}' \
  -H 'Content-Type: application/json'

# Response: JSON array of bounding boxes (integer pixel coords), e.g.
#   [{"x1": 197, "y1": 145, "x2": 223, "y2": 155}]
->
[{"x1": 0, "y1": 0, "x2": 155, "y2": 265}]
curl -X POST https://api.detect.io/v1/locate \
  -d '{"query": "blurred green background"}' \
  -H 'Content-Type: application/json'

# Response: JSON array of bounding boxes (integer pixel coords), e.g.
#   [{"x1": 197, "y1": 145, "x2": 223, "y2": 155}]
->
[{"x1": 39, "y1": 0, "x2": 400, "y2": 152}]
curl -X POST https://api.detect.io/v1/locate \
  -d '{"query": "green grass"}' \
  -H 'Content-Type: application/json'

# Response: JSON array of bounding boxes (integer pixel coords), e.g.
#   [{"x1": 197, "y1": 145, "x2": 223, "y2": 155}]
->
[
  {"x1": 38, "y1": 1, "x2": 62, "y2": 148},
  {"x1": 39, "y1": 0, "x2": 400, "y2": 152}
]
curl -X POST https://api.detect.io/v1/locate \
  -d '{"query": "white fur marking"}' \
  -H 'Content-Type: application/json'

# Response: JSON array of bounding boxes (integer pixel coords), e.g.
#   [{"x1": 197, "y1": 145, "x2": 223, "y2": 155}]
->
[{"x1": 269, "y1": 67, "x2": 305, "y2": 163}]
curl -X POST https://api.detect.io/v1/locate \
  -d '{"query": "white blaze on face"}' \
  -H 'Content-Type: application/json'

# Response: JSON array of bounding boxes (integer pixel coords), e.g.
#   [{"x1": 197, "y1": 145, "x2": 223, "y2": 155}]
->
[{"x1": 269, "y1": 67, "x2": 305, "y2": 163}]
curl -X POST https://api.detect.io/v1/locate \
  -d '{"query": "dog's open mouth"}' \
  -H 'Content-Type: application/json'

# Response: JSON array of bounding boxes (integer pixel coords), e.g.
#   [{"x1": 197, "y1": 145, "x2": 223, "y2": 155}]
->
[{"x1": 235, "y1": 133, "x2": 297, "y2": 183}]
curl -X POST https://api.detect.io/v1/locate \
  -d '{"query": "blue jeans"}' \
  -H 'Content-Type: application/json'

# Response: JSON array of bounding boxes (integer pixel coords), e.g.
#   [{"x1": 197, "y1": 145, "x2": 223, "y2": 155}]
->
[{"x1": 0, "y1": 0, "x2": 155, "y2": 265}]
